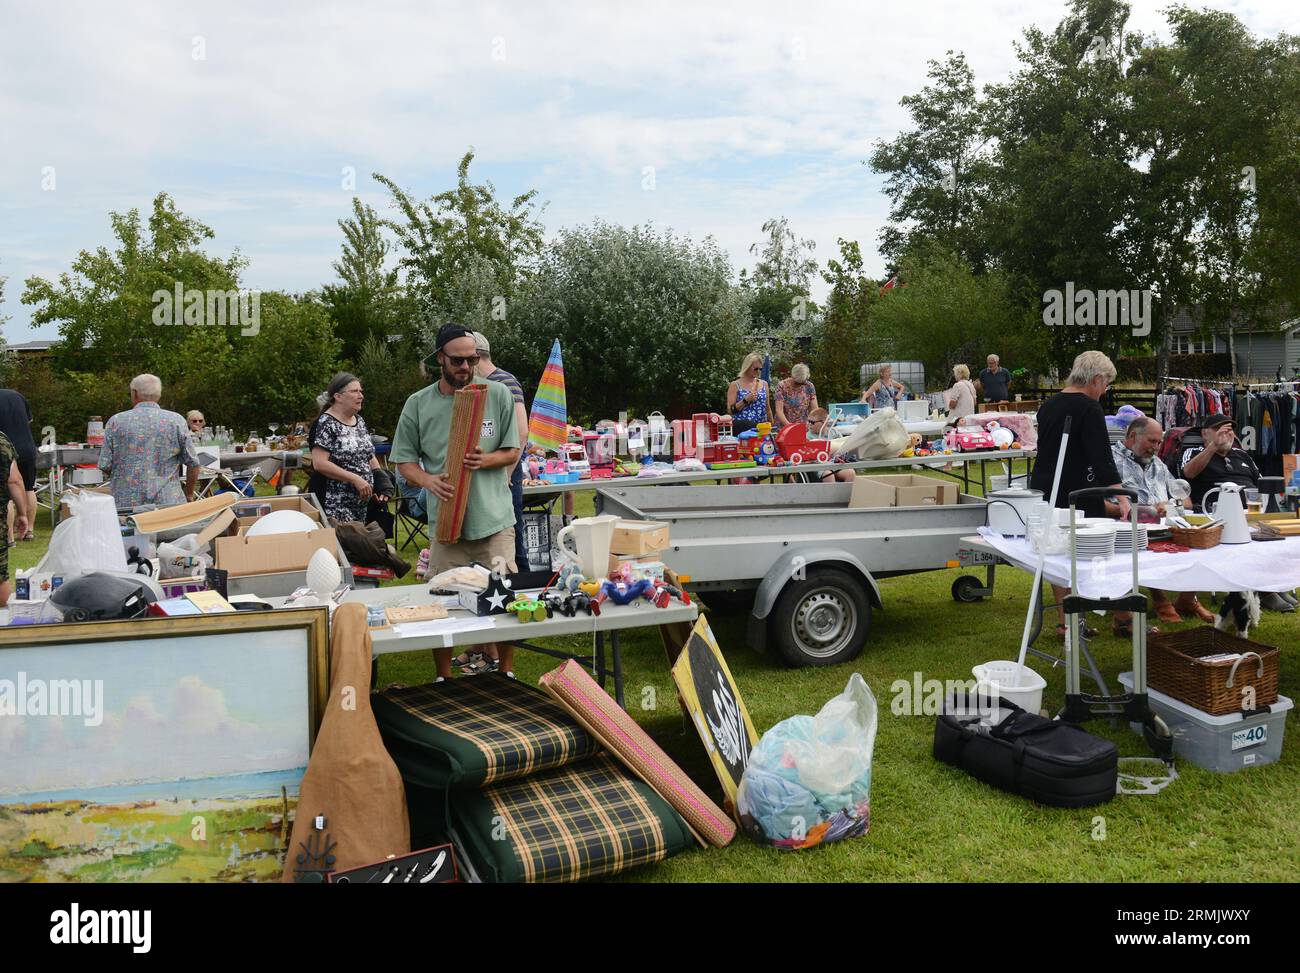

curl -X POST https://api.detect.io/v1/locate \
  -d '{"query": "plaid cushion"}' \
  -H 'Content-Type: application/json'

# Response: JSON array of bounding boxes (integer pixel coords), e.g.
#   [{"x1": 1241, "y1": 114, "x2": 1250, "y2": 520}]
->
[
  {"x1": 372, "y1": 674, "x2": 599, "y2": 790},
  {"x1": 450, "y1": 754, "x2": 693, "y2": 883}
]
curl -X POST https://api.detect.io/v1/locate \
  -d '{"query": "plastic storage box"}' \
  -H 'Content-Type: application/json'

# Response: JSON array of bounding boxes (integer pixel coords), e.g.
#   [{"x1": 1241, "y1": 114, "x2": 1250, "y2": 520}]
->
[{"x1": 1119, "y1": 672, "x2": 1292, "y2": 772}]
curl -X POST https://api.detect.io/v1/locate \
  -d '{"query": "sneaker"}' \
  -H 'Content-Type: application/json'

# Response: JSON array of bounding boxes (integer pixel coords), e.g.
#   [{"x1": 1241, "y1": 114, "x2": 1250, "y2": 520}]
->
[
  {"x1": 433, "y1": 675, "x2": 448, "y2": 684},
  {"x1": 1281, "y1": 591, "x2": 1298, "y2": 608},
  {"x1": 504, "y1": 670, "x2": 516, "y2": 680}
]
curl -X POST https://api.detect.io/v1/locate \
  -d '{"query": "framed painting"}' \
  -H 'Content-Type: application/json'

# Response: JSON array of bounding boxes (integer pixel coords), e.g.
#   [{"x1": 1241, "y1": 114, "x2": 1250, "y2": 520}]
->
[
  {"x1": 0, "y1": 607, "x2": 329, "y2": 882},
  {"x1": 669, "y1": 615, "x2": 758, "y2": 820}
]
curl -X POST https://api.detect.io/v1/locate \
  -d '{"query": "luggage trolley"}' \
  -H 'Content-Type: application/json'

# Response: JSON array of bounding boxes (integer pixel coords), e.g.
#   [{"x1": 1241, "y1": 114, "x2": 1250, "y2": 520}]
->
[{"x1": 1060, "y1": 486, "x2": 1173, "y2": 761}]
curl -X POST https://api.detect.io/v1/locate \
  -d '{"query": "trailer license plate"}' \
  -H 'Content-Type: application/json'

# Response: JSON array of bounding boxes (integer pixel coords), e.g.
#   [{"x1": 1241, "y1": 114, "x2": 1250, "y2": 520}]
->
[
  {"x1": 959, "y1": 550, "x2": 998, "y2": 566},
  {"x1": 1231, "y1": 724, "x2": 1267, "y2": 751}
]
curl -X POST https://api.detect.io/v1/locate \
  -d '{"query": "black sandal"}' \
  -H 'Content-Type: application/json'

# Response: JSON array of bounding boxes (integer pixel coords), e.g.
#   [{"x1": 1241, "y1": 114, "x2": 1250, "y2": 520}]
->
[{"x1": 453, "y1": 651, "x2": 486, "y2": 670}]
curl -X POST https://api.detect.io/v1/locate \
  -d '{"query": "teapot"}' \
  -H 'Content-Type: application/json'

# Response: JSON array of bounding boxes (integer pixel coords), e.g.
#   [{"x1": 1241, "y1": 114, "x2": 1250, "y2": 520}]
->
[{"x1": 1201, "y1": 483, "x2": 1251, "y2": 545}]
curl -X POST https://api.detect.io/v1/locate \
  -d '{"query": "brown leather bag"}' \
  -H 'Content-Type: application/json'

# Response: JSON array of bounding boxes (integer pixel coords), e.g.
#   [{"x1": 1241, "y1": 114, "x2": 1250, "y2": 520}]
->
[
  {"x1": 281, "y1": 603, "x2": 409, "y2": 881},
  {"x1": 332, "y1": 519, "x2": 411, "y2": 577}
]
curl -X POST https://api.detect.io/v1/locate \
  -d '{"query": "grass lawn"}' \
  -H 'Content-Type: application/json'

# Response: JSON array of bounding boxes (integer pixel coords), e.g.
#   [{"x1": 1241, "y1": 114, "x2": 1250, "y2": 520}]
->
[{"x1": 16, "y1": 464, "x2": 1297, "y2": 882}]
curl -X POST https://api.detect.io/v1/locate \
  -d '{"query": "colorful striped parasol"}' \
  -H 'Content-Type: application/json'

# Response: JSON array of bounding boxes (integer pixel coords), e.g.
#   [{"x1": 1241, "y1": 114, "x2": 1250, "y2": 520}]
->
[{"x1": 528, "y1": 339, "x2": 568, "y2": 450}]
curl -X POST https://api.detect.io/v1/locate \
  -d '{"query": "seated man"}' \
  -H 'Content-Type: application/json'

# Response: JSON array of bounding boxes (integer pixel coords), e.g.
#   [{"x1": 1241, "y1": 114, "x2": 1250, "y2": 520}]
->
[
  {"x1": 1112, "y1": 416, "x2": 1214, "y2": 624},
  {"x1": 808, "y1": 408, "x2": 855, "y2": 483},
  {"x1": 1172, "y1": 414, "x2": 1294, "y2": 613}
]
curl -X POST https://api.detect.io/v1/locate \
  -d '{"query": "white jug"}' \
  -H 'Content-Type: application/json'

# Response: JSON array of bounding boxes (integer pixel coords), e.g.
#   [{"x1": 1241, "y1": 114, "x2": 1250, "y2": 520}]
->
[
  {"x1": 1201, "y1": 483, "x2": 1251, "y2": 545},
  {"x1": 555, "y1": 515, "x2": 620, "y2": 577}
]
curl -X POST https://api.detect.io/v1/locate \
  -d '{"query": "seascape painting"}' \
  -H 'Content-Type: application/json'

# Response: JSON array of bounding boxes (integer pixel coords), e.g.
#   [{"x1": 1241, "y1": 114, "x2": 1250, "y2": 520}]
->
[{"x1": 0, "y1": 623, "x2": 320, "y2": 882}]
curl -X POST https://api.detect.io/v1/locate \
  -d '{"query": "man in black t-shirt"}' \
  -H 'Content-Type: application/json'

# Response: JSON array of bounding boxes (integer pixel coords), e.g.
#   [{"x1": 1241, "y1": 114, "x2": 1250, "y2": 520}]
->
[
  {"x1": 1173, "y1": 415, "x2": 1294, "y2": 612},
  {"x1": 1172, "y1": 414, "x2": 1259, "y2": 509}
]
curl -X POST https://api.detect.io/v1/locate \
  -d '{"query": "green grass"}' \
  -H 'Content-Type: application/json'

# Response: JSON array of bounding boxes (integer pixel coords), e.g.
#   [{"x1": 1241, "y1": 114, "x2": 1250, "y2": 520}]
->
[{"x1": 19, "y1": 468, "x2": 1297, "y2": 881}]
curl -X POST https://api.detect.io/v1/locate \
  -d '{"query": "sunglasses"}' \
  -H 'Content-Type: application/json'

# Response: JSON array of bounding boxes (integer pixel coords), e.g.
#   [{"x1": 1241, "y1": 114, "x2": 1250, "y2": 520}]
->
[{"x1": 444, "y1": 354, "x2": 480, "y2": 367}]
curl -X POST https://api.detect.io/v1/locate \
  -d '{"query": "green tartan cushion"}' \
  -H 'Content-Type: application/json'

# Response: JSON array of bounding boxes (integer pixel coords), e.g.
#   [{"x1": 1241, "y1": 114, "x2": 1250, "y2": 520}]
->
[
  {"x1": 372, "y1": 674, "x2": 599, "y2": 790},
  {"x1": 449, "y1": 754, "x2": 695, "y2": 883}
]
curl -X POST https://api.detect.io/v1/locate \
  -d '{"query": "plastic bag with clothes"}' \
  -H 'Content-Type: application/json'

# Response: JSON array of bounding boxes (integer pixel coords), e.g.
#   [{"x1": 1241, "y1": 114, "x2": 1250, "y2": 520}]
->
[
  {"x1": 41, "y1": 492, "x2": 129, "y2": 578},
  {"x1": 736, "y1": 672, "x2": 877, "y2": 850}
]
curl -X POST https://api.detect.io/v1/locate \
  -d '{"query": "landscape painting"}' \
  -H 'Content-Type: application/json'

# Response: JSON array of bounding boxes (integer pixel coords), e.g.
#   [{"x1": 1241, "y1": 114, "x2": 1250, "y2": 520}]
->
[{"x1": 0, "y1": 611, "x2": 327, "y2": 882}]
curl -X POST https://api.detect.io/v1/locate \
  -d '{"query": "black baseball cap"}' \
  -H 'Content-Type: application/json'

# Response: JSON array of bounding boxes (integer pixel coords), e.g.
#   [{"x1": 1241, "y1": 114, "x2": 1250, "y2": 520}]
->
[
  {"x1": 423, "y1": 324, "x2": 473, "y2": 370},
  {"x1": 1200, "y1": 415, "x2": 1233, "y2": 432}
]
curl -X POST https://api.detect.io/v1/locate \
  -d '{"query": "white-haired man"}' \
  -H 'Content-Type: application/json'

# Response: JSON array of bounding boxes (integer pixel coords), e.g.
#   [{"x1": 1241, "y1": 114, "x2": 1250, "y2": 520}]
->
[
  {"x1": 979, "y1": 354, "x2": 1011, "y2": 403},
  {"x1": 99, "y1": 374, "x2": 200, "y2": 508}
]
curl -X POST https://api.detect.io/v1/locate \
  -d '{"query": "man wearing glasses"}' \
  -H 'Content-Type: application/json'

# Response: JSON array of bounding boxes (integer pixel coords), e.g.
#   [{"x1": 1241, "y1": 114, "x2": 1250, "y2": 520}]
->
[{"x1": 393, "y1": 324, "x2": 521, "y2": 679}]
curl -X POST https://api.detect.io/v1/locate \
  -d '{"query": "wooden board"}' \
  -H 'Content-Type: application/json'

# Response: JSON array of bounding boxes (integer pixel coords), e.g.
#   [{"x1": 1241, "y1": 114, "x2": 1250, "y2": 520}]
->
[{"x1": 435, "y1": 383, "x2": 489, "y2": 545}]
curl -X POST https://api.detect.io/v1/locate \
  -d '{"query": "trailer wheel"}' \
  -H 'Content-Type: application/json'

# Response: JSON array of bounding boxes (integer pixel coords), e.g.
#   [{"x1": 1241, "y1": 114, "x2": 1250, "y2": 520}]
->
[
  {"x1": 771, "y1": 567, "x2": 871, "y2": 667},
  {"x1": 951, "y1": 575, "x2": 985, "y2": 603}
]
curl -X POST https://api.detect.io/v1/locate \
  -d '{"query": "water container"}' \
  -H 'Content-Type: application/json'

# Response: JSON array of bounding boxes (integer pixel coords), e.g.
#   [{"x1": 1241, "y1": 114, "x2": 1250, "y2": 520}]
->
[{"x1": 86, "y1": 417, "x2": 104, "y2": 446}]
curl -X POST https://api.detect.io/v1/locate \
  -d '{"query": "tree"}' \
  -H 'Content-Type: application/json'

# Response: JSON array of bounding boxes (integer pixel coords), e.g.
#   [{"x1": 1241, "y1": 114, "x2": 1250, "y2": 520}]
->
[
  {"x1": 21, "y1": 192, "x2": 246, "y2": 374},
  {"x1": 815, "y1": 240, "x2": 877, "y2": 402},
  {"x1": 982, "y1": 0, "x2": 1147, "y2": 367},
  {"x1": 321, "y1": 198, "x2": 410, "y2": 362},
  {"x1": 373, "y1": 150, "x2": 546, "y2": 326},
  {"x1": 742, "y1": 216, "x2": 818, "y2": 324},
  {"x1": 505, "y1": 223, "x2": 749, "y2": 420},
  {"x1": 869, "y1": 52, "x2": 995, "y2": 271},
  {"x1": 864, "y1": 247, "x2": 1046, "y2": 388}
]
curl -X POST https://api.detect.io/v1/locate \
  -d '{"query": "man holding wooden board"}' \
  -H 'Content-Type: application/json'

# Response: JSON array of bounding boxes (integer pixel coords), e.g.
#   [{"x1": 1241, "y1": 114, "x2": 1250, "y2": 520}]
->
[{"x1": 393, "y1": 324, "x2": 521, "y2": 679}]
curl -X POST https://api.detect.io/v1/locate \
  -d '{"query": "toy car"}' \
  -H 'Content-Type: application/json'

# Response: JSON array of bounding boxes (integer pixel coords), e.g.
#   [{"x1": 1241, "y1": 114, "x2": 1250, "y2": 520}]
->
[{"x1": 506, "y1": 598, "x2": 548, "y2": 623}]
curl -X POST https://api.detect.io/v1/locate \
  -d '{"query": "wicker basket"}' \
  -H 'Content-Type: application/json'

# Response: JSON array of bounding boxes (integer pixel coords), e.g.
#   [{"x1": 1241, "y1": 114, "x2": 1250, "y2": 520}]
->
[
  {"x1": 1166, "y1": 523, "x2": 1223, "y2": 549},
  {"x1": 1147, "y1": 627, "x2": 1280, "y2": 716}
]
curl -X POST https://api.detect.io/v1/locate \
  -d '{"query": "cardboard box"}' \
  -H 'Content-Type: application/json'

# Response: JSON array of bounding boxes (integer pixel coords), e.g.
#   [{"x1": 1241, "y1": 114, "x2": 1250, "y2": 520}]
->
[
  {"x1": 871, "y1": 474, "x2": 959, "y2": 507},
  {"x1": 231, "y1": 495, "x2": 324, "y2": 529},
  {"x1": 848, "y1": 476, "x2": 897, "y2": 509},
  {"x1": 610, "y1": 519, "x2": 669, "y2": 556},
  {"x1": 214, "y1": 527, "x2": 339, "y2": 578}
]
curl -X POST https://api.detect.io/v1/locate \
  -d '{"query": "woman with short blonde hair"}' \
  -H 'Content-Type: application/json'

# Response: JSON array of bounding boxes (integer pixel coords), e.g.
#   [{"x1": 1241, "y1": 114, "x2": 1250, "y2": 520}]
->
[
  {"x1": 860, "y1": 363, "x2": 905, "y2": 409},
  {"x1": 945, "y1": 364, "x2": 976, "y2": 422},
  {"x1": 727, "y1": 353, "x2": 771, "y2": 433},
  {"x1": 774, "y1": 362, "x2": 819, "y2": 428}
]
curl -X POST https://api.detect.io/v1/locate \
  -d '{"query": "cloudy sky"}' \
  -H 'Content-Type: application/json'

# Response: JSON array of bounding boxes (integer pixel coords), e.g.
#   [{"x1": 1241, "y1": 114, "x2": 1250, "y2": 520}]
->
[{"x1": 1, "y1": 0, "x2": 1295, "y2": 341}]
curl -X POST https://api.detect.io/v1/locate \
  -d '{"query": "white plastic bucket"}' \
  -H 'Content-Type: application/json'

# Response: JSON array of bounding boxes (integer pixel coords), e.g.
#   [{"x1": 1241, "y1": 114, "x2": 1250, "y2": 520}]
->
[
  {"x1": 972, "y1": 661, "x2": 1046, "y2": 717},
  {"x1": 989, "y1": 472, "x2": 1028, "y2": 493}
]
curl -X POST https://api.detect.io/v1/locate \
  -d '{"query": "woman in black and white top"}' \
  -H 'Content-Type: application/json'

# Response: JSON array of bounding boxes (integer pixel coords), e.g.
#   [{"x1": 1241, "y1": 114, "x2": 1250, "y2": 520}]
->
[{"x1": 308, "y1": 373, "x2": 392, "y2": 523}]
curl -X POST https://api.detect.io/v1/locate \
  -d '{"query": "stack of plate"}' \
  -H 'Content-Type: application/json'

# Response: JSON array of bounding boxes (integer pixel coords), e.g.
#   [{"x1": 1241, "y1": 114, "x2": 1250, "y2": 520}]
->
[
  {"x1": 1079, "y1": 517, "x2": 1149, "y2": 552},
  {"x1": 1071, "y1": 522, "x2": 1117, "y2": 558}
]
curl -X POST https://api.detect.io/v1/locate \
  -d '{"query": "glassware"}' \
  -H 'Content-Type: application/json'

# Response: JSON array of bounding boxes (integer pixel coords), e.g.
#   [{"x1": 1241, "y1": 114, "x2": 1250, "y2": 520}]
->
[{"x1": 1245, "y1": 489, "x2": 1263, "y2": 515}]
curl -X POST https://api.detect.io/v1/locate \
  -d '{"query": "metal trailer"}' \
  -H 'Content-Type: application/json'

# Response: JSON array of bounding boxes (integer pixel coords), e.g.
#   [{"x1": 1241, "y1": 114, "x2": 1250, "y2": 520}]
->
[{"x1": 597, "y1": 481, "x2": 994, "y2": 667}]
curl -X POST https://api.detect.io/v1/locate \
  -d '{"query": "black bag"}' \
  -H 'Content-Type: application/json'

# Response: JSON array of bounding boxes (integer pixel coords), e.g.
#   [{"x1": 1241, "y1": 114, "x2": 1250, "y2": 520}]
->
[{"x1": 934, "y1": 693, "x2": 1117, "y2": 808}]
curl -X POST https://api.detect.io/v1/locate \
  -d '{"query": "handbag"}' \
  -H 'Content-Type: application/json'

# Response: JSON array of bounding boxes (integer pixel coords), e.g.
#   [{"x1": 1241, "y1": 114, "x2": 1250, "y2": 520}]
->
[{"x1": 934, "y1": 693, "x2": 1117, "y2": 807}]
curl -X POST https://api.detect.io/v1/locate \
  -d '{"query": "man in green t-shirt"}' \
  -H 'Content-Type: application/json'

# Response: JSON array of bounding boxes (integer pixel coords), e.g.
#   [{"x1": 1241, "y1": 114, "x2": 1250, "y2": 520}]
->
[{"x1": 393, "y1": 324, "x2": 521, "y2": 679}]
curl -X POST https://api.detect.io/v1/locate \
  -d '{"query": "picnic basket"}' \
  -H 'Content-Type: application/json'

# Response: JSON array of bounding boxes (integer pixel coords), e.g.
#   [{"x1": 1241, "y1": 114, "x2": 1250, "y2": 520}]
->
[
  {"x1": 1165, "y1": 523, "x2": 1222, "y2": 549},
  {"x1": 1147, "y1": 626, "x2": 1279, "y2": 716}
]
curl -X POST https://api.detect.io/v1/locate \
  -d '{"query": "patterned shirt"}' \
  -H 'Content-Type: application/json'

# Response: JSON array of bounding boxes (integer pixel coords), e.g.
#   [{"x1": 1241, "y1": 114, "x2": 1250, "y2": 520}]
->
[
  {"x1": 775, "y1": 378, "x2": 817, "y2": 427},
  {"x1": 99, "y1": 402, "x2": 199, "y2": 508},
  {"x1": 1111, "y1": 442, "x2": 1174, "y2": 506},
  {"x1": 310, "y1": 412, "x2": 375, "y2": 523}
]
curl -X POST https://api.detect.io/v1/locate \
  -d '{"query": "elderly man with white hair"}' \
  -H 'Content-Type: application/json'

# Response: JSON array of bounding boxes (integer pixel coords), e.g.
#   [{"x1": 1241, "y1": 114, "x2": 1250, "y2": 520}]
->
[
  {"x1": 979, "y1": 353, "x2": 1011, "y2": 403},
  {"x1": 99, "y1": 373, "x2": 200, "y2": 508}
]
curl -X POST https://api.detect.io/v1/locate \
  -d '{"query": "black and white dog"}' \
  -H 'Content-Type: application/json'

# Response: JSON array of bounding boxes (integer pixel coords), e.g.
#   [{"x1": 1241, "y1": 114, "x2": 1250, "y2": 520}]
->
[{"x1": 1215, "y1": 591, "x2": 1261, "y2": 637}]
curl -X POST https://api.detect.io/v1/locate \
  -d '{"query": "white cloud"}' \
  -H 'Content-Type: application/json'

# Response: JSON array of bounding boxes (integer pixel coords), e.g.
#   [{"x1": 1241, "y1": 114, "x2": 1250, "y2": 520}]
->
[{"x1": 1, "y1": 0, "x2": 1295, "y2": 331}]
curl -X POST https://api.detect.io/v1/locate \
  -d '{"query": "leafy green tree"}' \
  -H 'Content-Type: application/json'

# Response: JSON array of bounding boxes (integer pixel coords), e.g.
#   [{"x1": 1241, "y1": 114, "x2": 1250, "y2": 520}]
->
[
  {"x1": 373, "y1": 150, "x2": 545, "y2": 326},
  {"x1": 982, "y1": 0, "x2": 1145, "y2": 367},
  {"x1": 21, "y1": 192, "x2": 245, "y2": 374},
  {"x1": 505, "y1": 222, "x2": 748, "y2": 420},
  {"x1": 352, "y1": 332, "x2": 426, "y2": 436},
  {"x1": 865, "y1": 247, "x2": 1046, "y2": 388},
  {"x1": 321, "y1": 198, "x2": 411, "y2": 362},
  {"x1": 222, "y1": 293, "x2": 342, "y2": 432},
  {"x1": 816, "y1": 239, "x2": 878, "y2": 402},
  {"x1": 869, "y1": 52, "x2": 995, "y2": 271}
]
